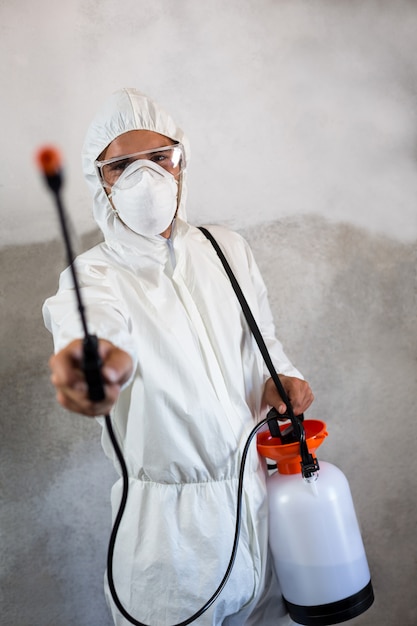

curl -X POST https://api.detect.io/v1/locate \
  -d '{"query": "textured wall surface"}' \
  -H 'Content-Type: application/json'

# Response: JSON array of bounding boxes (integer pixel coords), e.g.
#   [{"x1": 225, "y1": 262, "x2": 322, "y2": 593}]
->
[
  {"x1": 1, "y1": 0, "x2": 416, "y2": 624},
  {"x1": 1, "y1": 218, "x2": 416, "y2": 625}
]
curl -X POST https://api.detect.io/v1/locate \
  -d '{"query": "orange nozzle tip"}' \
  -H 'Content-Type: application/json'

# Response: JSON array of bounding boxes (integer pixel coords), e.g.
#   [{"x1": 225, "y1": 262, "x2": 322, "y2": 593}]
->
[{"x1": 35, "y1": 146, "x2": 62, "y2": 176}]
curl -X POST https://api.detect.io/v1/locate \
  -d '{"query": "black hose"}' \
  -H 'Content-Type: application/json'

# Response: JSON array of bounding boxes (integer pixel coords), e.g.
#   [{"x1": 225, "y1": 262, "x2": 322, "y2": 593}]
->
[{"x1": 104, "y1": 412, "x2": 274, "y2": 626}]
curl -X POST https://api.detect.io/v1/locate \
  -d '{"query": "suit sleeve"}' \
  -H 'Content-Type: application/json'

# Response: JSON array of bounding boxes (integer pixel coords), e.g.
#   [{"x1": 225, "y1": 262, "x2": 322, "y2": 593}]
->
[{"x1": 42, "y1": 258, "x2": 138, "y2": 368}]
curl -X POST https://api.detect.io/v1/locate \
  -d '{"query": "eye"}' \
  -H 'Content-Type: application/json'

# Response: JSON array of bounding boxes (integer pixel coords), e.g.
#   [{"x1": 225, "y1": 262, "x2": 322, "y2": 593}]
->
[
  {"x1": 103, "y1": 158, "x2": 133, "y2": 184},
  {"x1": 109, "y1": 158, "x2": 132, "y2": 173},
  {"x1": 150, "y1": 151, "x2": 170, "y2": 165}
]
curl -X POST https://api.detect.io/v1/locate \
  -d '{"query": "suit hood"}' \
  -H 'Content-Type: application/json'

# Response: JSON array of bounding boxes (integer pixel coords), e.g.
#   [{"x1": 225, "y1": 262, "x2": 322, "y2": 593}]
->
[{"x1": 81, "y1": 88, "x2": 190, "y2": 247}]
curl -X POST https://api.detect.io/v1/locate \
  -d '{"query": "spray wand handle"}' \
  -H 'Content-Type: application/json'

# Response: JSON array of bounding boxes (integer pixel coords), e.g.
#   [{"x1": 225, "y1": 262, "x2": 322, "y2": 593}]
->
[{"x1": 82, "y1": 335, "x2": 106, "y2": 402}]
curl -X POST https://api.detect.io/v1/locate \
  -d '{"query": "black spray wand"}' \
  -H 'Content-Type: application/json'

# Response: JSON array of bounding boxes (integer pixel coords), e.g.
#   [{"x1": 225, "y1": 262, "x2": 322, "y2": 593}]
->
[{"x1": 36, "y1": 147, "x2": 105, "y2": 403}]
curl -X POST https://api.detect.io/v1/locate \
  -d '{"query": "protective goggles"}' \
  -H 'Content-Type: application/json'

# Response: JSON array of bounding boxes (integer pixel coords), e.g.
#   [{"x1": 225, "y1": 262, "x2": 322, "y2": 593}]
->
[{"x1": 95, "y1": 143, "x2": 185, "y2": 189}]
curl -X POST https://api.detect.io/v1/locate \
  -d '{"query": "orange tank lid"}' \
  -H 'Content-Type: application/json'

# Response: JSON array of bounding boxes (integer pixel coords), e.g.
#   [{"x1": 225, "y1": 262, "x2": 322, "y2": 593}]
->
[{"x1": 257, "y1": 419, "x2": 328, "y2": 475}]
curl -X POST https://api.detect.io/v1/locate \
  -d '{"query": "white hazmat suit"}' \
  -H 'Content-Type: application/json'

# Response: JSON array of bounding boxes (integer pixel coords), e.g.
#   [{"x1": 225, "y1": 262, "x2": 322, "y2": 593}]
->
[{"x1": 43, "y1": 88, "x2": 302, "y2": 626}]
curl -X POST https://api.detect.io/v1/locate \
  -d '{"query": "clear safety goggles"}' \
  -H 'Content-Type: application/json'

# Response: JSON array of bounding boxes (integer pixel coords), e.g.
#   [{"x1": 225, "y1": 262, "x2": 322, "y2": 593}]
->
[{"x1": 95, "y1": 143, "x2": 185, "y2": 190}]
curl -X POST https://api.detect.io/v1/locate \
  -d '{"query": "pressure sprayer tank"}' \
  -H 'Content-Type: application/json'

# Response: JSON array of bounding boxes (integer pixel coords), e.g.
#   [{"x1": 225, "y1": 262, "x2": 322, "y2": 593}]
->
[{"x1": 257, "y1": 419, "x2": 374, "y2": 625}]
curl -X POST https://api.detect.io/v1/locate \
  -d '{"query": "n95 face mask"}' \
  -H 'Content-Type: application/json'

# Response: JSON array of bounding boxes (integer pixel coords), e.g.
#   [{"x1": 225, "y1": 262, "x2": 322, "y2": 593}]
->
[{"x1": 109, "y1": 160, "x2": 178, "y2": 237}]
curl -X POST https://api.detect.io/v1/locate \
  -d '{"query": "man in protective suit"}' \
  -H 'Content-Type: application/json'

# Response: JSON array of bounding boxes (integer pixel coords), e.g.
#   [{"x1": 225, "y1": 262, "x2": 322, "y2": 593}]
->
[{"x1": 43, "y1": 88, "x2": 314, "y2": 626}]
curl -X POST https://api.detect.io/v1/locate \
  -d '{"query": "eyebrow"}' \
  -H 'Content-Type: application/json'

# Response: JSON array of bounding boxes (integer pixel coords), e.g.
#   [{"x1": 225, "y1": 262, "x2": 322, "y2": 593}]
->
[{"x1": 101, "y1": 145, "x2": 177, "y2": 163}]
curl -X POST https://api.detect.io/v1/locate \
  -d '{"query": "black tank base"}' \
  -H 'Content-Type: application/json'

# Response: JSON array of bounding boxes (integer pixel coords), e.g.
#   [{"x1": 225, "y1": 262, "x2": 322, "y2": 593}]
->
[{"x1": 285, "y1": 580, "x2": 374, "y2": 626}]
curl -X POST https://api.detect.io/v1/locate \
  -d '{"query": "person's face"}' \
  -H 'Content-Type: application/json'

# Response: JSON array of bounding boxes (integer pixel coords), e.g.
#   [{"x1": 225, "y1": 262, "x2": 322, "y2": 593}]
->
[{"x1": 99, "y1": 130, "x2": 181, "y2": 238}]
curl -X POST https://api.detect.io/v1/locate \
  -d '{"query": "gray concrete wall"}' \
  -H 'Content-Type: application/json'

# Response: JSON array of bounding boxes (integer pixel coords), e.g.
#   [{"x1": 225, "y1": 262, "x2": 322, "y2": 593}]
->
[
  {"x1": 1, "y1": 1, "x2": 416, "y2": 624},
  {"x1": 1, "y1": 219, "x2": 416, "y2": 625}
]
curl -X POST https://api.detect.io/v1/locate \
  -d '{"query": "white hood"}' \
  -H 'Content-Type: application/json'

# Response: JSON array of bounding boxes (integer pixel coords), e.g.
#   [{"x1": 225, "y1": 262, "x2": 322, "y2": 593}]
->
[{"x1": 81, "y1": 88, "x2": 190, "y2": 247}]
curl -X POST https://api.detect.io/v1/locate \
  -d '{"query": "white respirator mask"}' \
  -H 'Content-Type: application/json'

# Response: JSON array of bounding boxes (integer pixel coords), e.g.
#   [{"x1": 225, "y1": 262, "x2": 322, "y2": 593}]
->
[{"x1": 109, "y1": 160, "x2": 178, "y2": 237}]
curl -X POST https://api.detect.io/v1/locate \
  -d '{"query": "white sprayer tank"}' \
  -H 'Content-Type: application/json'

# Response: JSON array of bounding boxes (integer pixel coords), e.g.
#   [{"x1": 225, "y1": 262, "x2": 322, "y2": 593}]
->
[{"x1": 257, "y1": 419, "x2": 374, "y2": 625}]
